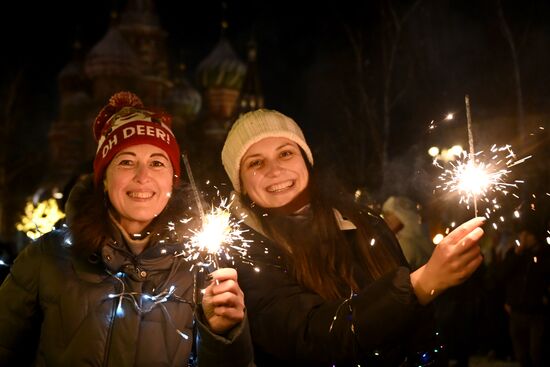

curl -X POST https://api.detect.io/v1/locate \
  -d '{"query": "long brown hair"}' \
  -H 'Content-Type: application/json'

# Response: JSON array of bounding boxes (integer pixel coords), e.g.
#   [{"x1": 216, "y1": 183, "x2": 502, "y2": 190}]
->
[{"x1": 242, "y1": 153, "x2": 404, "y2": 300}]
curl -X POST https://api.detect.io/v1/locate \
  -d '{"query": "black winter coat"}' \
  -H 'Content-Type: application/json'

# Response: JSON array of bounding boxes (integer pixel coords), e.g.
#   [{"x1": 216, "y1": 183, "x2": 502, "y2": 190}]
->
[
  {"x1": 0, "y1": 176, "x2": 253, "y2": 366},
  {"x1": 234, "y1": 204, "x2": 441, "y2": 366}
]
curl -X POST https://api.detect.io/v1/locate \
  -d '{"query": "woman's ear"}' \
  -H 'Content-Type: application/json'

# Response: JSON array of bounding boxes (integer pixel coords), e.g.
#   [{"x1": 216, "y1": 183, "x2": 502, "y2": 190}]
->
[{"x1": 103, "y1": 178, "x2": 108, "y2": 192}]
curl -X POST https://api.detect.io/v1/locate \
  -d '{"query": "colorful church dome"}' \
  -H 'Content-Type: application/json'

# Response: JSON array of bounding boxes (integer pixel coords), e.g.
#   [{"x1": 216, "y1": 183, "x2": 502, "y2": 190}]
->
[{"x1": 196, "y1": 37, "x2": 246, "y2": 90}]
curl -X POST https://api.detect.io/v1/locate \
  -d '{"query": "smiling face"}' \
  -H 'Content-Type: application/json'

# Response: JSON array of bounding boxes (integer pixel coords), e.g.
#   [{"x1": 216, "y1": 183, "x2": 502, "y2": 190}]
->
[
  {"x1": 104, "y1": 144, "x2": 174, "y2": 234},
  {"x1": 240, "y1": 137, "x2": 309, "y2": 211}
]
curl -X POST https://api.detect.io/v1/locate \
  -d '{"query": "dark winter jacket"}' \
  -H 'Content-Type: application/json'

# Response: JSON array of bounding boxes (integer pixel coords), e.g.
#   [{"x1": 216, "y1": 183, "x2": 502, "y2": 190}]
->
[
  {"x1": 233, "y1": 201, "x2": 440, "y2": 366},
  {"x1": 0, "y1": 176, "x2": 253, "y2": 366}
]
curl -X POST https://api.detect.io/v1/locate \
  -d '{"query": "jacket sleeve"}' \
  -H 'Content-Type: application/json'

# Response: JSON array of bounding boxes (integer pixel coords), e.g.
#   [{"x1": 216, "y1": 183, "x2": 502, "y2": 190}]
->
[
  {"x1": 195, "y1": 308, "x2": 255, "y2": 366},
  {"x1": 0, "y1": 240, "x2": 43, "y2": 365},
  {"x1": 237, "y1": 257, "x2": 421, "y2": 365}
]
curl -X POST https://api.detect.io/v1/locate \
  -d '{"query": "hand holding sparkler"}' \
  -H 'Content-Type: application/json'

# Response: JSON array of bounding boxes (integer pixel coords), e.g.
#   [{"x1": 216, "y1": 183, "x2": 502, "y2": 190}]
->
[
  {"x1": 410, "y1": 217, "x2": 485, "y2": 305},
  {"x1": 201, "y1": 268, "x2": 246, "y2": 334},
  {"x1": 180, "y1": 152, "x2": 250, "y2": 335}
]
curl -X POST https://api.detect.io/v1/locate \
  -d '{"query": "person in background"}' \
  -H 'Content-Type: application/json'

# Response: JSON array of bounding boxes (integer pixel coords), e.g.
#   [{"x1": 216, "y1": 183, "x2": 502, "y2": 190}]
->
[
  {"x1": 491, "y1": 213, "x2": 550, "y2": 367},
  {"x1": 0, "y1": 91, "x2": 253, "y2": 366},
  {"x1": 382, "y1": 195, "x2": 434, "y2": 271},
  {"x1": 221, "y1": 108, "x2": 485, "y2": 366}
]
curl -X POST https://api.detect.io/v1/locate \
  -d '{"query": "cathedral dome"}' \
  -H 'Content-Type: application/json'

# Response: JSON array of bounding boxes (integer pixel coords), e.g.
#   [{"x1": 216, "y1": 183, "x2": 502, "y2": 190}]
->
[{"x1": 196, "y1": 37, "x2": 246, "y2": 90}]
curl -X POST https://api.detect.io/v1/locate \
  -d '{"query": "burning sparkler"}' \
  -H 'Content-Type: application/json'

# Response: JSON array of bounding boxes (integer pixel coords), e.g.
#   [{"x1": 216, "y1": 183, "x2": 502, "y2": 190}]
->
[
  {"x1": 180, "y1": 154, "x2": 250, "y2": 273},
  {"x1": 434, "y1": 146, "x2": 529, "y2": 217},
  {"x1": 187, "y1": 199, "x2": 250, "y2": 271},
  {"x1": 433, "y1": 95, "x2": 530, "y2": 220}
]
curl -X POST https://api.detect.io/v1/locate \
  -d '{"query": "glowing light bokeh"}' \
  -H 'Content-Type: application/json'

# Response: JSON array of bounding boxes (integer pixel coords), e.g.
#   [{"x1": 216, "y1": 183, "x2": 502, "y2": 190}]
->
[{"x1": 15, "y1": 198, "x2": 65, "y2": 239}]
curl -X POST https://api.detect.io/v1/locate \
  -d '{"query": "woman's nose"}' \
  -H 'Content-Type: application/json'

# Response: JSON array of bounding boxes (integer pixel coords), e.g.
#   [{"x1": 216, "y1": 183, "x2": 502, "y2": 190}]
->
[
  {"x1": 134, "y1": 164, "x2": 150, "y2": 182},
  {"x1": 265, "y1": 160, "x2": 282, "y2": 176}
]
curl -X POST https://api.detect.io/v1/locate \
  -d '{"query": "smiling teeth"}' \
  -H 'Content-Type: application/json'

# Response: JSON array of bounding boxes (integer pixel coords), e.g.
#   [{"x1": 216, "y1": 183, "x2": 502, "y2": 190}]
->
[
  {"x1": 129, "y1": 192, "x2": 154, "y2": 199},
  {"x1": 267, "y1": 180, "x2": 293, "y2": 192}
]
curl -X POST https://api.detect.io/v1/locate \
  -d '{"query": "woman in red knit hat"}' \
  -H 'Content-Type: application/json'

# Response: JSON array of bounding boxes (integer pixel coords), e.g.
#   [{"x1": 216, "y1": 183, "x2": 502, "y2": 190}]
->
[{"x1": 0, "y1": 91, "x2": 253, "y2": 366}]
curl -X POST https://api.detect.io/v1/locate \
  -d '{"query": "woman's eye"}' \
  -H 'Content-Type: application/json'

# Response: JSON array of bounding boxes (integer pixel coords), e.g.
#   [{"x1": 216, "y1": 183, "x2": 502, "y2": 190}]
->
[
  {"x1": 151, "y1": 160, "x2": 167, "y2": 167},
  {"x1": 118, "y1": 159, "x2": 134, "y2": 166},
  {"x1": 280, "y1": 150, "x2": 294, "y2": 158},
  {"x1": 247, "y1": 160, "x2": 262, "y2": 168}
]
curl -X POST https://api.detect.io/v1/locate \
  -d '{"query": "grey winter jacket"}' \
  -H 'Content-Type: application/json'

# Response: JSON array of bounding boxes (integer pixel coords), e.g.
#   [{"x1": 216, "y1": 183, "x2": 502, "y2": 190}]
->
[{"x1": 0, "y1": 176, "x2": 253, "y2": 366}]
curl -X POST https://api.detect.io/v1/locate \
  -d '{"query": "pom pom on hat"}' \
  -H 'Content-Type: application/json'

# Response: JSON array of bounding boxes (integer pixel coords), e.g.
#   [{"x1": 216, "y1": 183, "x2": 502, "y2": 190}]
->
[
  {"x1": 93, "y1": 91, "x2": 145, "y2": 141},
  {"x1": 92, "y1": 91, "x2": 181, "y2": 186},
  {"x1": 221, "y1": 109, "x2": 313, "y2": 193}
]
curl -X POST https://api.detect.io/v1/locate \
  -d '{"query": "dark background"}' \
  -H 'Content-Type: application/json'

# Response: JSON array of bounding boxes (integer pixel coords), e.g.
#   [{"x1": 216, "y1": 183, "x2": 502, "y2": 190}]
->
[{"x1": 1, "y1": 0, "x2": 549, "y2": 223}]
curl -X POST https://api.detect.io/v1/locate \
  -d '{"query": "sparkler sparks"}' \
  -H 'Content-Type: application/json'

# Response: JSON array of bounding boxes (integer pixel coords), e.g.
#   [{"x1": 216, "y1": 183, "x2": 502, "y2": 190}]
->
[
  {"x1": 432, "y1": 95, "x2": 531, "y2": 221},
  {"x1": 434, "y1": 145, "x2": 530, "y2": 220},
  {"x1": 180, "y1": 152, "x2": 251, "y2": 272},
  {"x1": 185, "y1": 198, "x2": 251, "y2": 270}
]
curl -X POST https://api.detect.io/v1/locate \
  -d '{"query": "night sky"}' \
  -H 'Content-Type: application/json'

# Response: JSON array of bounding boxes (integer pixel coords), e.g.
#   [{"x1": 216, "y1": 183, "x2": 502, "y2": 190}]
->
[{"x1": 2, "y1": 0, "x2": 550, "y2": 202}]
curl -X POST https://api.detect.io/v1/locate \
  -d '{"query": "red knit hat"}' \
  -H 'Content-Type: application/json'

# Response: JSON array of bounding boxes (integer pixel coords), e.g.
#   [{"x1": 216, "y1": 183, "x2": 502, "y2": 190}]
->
[{"x1": 93, "y1": 91, "x2": 181, "y2": 186}]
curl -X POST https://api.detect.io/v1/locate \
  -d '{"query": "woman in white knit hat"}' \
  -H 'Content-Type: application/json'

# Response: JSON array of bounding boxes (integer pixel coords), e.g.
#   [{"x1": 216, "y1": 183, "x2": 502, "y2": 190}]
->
[{"x1": 222, "y1": 108, "x2": 486, "y2": 366}]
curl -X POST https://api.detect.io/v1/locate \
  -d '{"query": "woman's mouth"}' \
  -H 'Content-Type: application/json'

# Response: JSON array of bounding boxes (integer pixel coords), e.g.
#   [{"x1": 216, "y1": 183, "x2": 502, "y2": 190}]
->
[
  {"x1": 266, "y1": 180, "x2": 294, "y2": 193},
  {"x1": 127, "y1": 191, "x2": 155, "y2": 199}
]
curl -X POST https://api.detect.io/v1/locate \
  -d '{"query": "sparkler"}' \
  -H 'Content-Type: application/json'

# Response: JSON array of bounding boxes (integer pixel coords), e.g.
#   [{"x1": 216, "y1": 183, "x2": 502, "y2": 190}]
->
[
  {"x1": 180, "y1": 154, "x2": 250, "y2": 273},
  {"x1": 433, "y1": 95, "x2": 530, "y2": 219},
  {"x1": 464, "y1": 95, "x2": 479, "y2": 216},
  {"x1": 187, "y1": 199, "x2": 250, "y2": 270}
]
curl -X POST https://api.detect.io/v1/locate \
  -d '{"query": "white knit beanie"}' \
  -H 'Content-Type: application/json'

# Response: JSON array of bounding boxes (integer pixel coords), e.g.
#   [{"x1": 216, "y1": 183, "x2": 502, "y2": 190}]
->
[{"x1": 221, "y1": 109, "x2": 314, "y2": 192}]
